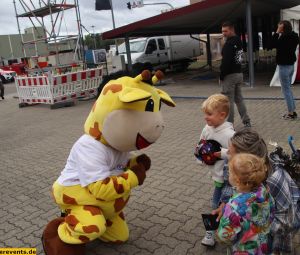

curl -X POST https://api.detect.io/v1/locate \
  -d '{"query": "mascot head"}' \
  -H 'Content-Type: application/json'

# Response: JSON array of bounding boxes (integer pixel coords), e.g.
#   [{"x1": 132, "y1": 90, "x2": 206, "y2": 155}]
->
[{"x1": 84, "y1": 70, "x2": 175, "y2": 152}]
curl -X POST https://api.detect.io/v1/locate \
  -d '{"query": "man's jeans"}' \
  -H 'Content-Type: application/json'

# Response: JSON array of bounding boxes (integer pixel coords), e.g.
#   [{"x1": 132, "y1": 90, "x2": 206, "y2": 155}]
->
[
  {"x1": 221, "y1": 73, "x2": 250, "y2": 124},
  {"x1": 278, "y1": 65, "x2": 296, "y2": 113}
]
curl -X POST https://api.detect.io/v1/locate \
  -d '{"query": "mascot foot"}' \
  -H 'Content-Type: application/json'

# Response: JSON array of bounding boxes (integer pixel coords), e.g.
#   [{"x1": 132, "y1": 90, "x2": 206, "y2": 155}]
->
[{"x1": 42, "y1": 217, "x2": 86, "y2": 255}]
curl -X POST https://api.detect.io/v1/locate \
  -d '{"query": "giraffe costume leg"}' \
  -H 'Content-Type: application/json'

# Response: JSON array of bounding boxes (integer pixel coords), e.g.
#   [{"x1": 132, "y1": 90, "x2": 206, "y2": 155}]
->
[
  {"x1": 51, "y1": 182, "x2": 107, "y2": 244},
  {"x1": 58, "y1": 205, "x2": 107, "y2": 244},
  {"x1": 42, "y1": 217, "x2": 86, "y2": 255},
  {"x1": 100, "y1": 211, "x2": 129, "y2": 243}
]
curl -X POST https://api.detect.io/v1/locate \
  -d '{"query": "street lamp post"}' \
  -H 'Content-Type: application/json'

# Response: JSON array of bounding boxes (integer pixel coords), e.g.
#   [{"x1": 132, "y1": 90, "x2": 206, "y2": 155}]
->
[
  {"x1": 109, "y1": 0, "x2": 119, "y2": 54},
  {"x1": 127, "y1": 1, "x2": 174, "y2": 10},
  {"x1": 91, "y1": 25, "x2": 96, "y2": 49},
  {"x1": 143, "y1": 2, "x2": 174, "y2": 10}
]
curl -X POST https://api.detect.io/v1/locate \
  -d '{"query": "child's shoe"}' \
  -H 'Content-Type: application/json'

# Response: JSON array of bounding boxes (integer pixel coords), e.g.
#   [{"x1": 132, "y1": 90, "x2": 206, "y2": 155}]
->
[
  {"x1": 201, "y1": 230, "x2": 215, "y2": 247},
  {"x1": 282, "y1": 112, "x2": 297, "y2": 120}
]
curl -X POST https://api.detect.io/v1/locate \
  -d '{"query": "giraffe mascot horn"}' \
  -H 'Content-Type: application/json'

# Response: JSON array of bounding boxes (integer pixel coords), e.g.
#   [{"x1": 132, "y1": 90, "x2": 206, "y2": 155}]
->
[{"x1": 42, "y1": 70, "x2": 175, "y2": 255}]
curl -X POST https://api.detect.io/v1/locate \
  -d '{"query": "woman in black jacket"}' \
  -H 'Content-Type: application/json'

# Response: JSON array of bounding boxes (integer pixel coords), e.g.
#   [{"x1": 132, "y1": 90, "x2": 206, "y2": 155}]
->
[{"x1": 272, "y1": 20, "x2": 299, "y2": 120}]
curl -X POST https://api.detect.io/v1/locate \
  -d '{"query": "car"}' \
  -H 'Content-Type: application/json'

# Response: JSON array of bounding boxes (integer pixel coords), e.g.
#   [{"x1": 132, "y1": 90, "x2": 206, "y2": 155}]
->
[{"x1": 0, "y1": 68, "x2": 17, "y2": 83}]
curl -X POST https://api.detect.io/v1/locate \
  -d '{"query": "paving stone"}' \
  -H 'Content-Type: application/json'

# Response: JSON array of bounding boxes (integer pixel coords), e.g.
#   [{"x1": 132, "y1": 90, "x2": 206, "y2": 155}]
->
[
  {"x1": 152, "y1": 245, "x2": 173, "y2": 255},
  {"x1": 4, "y1": 237, "x2": 26, "y2": 247},
  {"x1": 160, "y1": 221, "x2": 182, "y2": 236},
  {"x1": 148, "y1": 214, "x2": 172, "y2": 226},
  {"x1": 144, "y1": 225, "x2": 165, "y2": 241},
  {"x1": 133, "y1": 237, "x2": 160, "y2": 253},
  {"x1": 156, "y1": 204, "x2": 176, "y2": 217},
  {"x1": 172, "y1": 241, "x2": 194, "y2": 255},
  {"x1": 154, "y1": 233, "x2": 181, "y2": 249}
]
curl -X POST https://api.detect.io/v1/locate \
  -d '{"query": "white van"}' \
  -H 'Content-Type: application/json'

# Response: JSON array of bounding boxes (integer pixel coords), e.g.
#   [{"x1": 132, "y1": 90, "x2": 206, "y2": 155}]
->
[{"x1": 118, "y1": 35, "x2": 203, "y2": 72}]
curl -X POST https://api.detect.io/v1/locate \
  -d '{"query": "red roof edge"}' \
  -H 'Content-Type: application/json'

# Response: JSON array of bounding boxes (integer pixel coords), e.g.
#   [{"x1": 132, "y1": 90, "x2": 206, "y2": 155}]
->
[{"x1": 102, "y1": 0, "x2": 236, "y2": 39}]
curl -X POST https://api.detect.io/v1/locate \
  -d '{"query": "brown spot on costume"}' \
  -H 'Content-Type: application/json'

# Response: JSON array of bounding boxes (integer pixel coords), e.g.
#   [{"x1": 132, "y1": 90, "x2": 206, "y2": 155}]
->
[
  {"x1": 82, "y1": 225, "x2": 100, "y2": 234},
  {"x1": 83, "y1": 205, "x2": 102, "y2": 216},
  {"x1": 63, "y1": 194, "x2": 78, "y2": 205},
  {"x1": 103, "y1": 84, "x2": 122, "y2": 95},
  {"x1": 114, "y1": 197, "x2": 129, "y2": 212},
  {"x1": 89, "y1": 122, "x2": 102, "y2": 140}
]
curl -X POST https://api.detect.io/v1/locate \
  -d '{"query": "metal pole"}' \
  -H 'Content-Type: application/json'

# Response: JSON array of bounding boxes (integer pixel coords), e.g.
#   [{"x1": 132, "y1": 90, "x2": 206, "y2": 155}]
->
[
  {"x1": 13, "y1": 0, "x2": 27, "y2": 58},
  {"x1": 74, "y1": 0, "x2": 86, "y2": 68},
  {"x1": 143, "y1": 3, "x2": 174, "y2": 10},
  {"x1": 91, "y1": 25, "x2": 96, "y2": 49},
  {"x1": 109, "y1": 0, "x2": 119, "y2": 54},
  {"x1": 125, "y1": 36, "x2": 132, "y2": 71},
  {"x1": 32, "y1": 27, "x2": 39, "y2": 57},
  {"x1": 246, "y1": 0, "x2": 254, "y2": 87},
  {"x1": 48, "y1": 2, "x2": 60, "y2": 66},
  {"x1": 206, "y1": 33, "x2": 212, "y2": 70},
  {"x1": 8, "y1": 35, "x2": 14, "y2": 59}
]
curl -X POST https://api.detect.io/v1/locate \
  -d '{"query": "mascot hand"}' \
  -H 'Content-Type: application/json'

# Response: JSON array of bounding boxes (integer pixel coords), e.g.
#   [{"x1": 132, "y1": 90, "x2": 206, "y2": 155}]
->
[
  {"x1": 136, "y1": 154, "x2": 151, "y2": 171},
  {"x1": 130, "y1": 164, "x2": 146, "y2": 185}
]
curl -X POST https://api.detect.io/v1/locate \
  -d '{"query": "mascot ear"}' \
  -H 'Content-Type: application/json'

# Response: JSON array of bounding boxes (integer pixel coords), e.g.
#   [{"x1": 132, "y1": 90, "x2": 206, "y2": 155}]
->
[
  {"x1": 156, "y1": 88, "x2": 176, "y2": 107},
  {"x1": 119, "y1": 87, "x2": 152, "y2": 103}
]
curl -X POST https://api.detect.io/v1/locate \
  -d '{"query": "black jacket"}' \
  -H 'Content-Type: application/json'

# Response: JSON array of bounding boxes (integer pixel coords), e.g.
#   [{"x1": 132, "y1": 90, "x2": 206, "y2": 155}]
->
[
  {"x1": 220, "y1": 35, "x2": 243, "y2": 80},
  {"x1": 272, "y1": 31, "x2": 299, "y2": 65}
]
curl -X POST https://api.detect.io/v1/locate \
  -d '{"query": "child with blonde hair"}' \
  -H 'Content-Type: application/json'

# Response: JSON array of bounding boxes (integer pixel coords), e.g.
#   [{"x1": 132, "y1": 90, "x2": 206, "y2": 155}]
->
[
  {"x1": 195, "y1": 94, "x2": 235, "y2": 246},
  {"x1": 217, "y1": 153, "x2": 274, "y2": 254}
]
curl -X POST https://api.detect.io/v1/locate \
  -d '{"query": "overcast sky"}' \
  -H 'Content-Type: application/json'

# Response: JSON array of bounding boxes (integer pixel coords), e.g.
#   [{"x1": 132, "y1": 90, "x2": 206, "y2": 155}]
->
[{"x1": 0, "y1": 0, "x2": 190, "y2": 36}]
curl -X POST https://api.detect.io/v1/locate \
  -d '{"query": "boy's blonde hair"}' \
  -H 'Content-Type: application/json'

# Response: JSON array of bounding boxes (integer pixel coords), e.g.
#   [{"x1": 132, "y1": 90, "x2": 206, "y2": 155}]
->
[
  {"x1": 202, "y1": 94, "x2": 230, "y2": 116},
  {"x1": 229, "y1": 153, "x2": 267, "y2": 191}
]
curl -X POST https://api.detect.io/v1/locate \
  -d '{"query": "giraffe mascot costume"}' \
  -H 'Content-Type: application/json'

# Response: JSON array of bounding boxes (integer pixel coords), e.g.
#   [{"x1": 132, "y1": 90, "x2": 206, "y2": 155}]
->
[{"x1": 42, "y1": 70, "x2": 175, "y2": 255}]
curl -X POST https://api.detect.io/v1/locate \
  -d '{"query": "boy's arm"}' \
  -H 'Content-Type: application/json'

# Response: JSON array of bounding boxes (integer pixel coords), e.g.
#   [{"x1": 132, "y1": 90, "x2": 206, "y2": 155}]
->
[
  {"x1": 195, "y1": 126, "x2": 207, "y2": 164},
  {"x1": 199, "y1": 125, "x2": 207, "y2": 141},
  {"x1": 218, "y1": 129, "x2": 235, "y2": 159},
  {"x1": 220, "y1": 148, "x2": 228, "y2": 159}
]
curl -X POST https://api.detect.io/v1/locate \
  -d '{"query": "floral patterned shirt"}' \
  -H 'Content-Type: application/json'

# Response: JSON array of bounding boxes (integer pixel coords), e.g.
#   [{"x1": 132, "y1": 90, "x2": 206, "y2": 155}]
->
[{"x1": 217, "y1": 184, "x2": 274, "y2": 255}]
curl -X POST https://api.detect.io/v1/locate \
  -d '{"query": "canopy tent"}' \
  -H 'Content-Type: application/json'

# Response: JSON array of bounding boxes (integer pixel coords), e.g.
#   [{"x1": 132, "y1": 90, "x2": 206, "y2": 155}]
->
[
  {"x1": 282, "y1": 5, "x2": 300, "y2": 35},
  {"x1": 102, "y1": 0, "x2": 300, "y2": 85},
  {"x1": 102, "y1": 0, "x2": 300, "y2": 39}
]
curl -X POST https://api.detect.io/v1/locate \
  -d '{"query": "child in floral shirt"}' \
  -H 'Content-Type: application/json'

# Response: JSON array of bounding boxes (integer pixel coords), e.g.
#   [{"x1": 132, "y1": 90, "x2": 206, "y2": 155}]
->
[{"x1": 217, "y1": 153, "x2": 274, "y2": 254}]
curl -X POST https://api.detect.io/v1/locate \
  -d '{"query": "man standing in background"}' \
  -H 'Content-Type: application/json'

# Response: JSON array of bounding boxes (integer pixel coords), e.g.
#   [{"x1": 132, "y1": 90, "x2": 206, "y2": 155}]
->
[{"x1": 220, "y1": 21, "x2": 251, "y2": 127}]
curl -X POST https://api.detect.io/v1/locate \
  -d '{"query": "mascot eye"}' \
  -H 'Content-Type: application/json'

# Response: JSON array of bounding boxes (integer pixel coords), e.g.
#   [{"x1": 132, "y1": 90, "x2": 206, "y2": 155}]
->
[{"x1": 145, "y1": 99, "x2": 154, "y2": 112}]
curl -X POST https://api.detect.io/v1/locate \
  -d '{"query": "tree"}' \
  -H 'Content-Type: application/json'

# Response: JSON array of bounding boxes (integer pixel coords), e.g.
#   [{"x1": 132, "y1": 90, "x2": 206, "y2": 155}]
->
[{"x1": 84, "y1": 34, "x2": 115, "y2": 50}]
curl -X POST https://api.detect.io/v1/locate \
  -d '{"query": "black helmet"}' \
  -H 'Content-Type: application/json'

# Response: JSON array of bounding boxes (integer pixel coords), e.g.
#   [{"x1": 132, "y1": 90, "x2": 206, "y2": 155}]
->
[{"x1": 194, "y1": 139, "x2": 222, "y2": 165}]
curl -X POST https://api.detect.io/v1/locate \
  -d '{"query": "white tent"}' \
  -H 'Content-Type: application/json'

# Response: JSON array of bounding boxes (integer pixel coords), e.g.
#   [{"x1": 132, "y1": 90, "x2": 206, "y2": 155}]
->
[
  {"x1": 282, "y1": 5, "x2": 300, "y2": 33},
  {"x1": 270, "y1": 5, "x2": 300, "y2": 86}
]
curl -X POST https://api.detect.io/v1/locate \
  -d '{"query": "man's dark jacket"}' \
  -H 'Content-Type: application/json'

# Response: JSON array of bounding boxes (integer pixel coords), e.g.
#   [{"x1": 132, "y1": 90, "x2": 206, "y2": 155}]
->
[{"x1": 220, "y1": 35, "x2": 243, "y2": 80}]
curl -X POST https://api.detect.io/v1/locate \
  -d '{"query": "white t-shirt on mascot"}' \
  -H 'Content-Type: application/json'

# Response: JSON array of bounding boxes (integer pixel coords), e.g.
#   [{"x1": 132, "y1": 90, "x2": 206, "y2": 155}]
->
[{"x1": 57, "y1": 134, "x2": 129, "y2": 187}]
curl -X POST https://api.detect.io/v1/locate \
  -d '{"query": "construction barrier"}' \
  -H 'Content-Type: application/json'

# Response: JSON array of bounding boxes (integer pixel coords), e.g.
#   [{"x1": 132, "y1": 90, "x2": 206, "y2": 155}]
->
[{"x1": 15, "y1": 67, "x2": 103, "y2": 108}]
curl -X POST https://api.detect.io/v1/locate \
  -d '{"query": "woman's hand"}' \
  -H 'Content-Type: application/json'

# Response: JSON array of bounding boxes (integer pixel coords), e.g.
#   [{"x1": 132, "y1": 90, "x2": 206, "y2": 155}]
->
[{"x1": 276, "y1": 24, "x2": 284, "y2": 34}]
